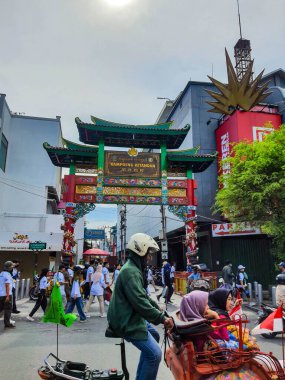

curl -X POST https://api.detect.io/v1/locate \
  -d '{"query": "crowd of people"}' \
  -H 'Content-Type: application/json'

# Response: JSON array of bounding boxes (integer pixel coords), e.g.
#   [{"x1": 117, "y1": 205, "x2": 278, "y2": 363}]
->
[{"x1": 1, "y1": 243, "x2": 285, "y2": 380}]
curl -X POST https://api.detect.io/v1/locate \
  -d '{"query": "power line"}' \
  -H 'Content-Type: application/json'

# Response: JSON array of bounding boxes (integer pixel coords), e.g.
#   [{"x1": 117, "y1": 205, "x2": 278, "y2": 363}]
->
[
  {"x1": 0, "y1": 176, "x2": 44, "y2": 189},
  {"x1": 0, "y1": 179, "x2": 49, "y2": 199}
]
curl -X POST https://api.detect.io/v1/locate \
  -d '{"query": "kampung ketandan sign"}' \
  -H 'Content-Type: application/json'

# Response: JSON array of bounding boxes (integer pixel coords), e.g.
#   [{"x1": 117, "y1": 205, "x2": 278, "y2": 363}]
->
[{"x1": 105, "y1": 151, "x2": 160, "y2": 178}]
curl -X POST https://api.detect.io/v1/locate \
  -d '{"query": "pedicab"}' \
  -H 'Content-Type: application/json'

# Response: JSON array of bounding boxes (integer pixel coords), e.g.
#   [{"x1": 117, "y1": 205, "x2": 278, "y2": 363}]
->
[{"x1": 165, "y1": 310, "x2": 285, "y2": 380}]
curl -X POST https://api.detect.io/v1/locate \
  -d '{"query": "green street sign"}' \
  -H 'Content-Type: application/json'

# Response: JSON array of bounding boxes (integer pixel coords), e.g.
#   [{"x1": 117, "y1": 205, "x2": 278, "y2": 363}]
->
[{"x1": 29, "y1": 241, "x2": 47, "y2": 251}]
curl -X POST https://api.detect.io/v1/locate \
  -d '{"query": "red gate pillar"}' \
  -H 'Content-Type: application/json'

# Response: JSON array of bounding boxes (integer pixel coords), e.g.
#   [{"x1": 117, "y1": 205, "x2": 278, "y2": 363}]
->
[
  {"x1": 61, "y1": 163, "x2": 77, "y2": 262},
  {"x1": 185, "y1": 169, "x2": 198, "y2": 266}
]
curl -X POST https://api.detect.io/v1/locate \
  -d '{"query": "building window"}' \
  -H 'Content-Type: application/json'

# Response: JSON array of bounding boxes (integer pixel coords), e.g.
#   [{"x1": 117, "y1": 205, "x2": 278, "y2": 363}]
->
[{"x1": 0, "y1": 133, "x2": 8, "y2": 172}]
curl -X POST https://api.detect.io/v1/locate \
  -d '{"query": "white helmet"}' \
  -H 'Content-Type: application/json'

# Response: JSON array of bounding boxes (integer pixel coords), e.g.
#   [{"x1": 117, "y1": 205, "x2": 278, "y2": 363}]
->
[{"x1": 126, "y1": 233, "x2": 160, "y2": 257}]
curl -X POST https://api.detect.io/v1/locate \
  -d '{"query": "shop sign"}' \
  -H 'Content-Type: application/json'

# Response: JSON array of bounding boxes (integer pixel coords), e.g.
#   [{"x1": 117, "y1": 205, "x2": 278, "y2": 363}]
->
[
  {"x1": 84, "y1": 229, "x2": 105, "y2": 240},
  {"x1": 105, "y1": 151, "x2": 160, "y2": 178},
  {"x1": 0, "y1": 232, "x2": 62, "y2": 251},
  {"x1": 220, "y1": 132, "x2": 230, "y2": 175},
  {"x1": 29, "y1": 242, "x2": 47, "y2": 251},
  {"x1": 212, "y1": 222, "x2": 261, "y2": 237},
  {"x1": 252, "y1": 125, "x2": 274, "y2": 142}
]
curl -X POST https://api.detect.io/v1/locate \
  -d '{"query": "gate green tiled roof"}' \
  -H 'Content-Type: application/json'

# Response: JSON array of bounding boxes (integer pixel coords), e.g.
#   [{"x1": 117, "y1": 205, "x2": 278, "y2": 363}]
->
[
  {"x1": 76, "y1": 116, "x2": 190, "y2": 149},
  {"x1": 43, "y1": 142, "x2": 98, "y2": 167}
]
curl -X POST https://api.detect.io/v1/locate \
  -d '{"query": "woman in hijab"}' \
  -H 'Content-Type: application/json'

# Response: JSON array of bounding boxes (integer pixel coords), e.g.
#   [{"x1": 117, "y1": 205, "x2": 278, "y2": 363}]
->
[
  {"x1": 209, "y1": 288, "x2": 259, "y2": 351},
  {"x1": 208, "y1": 288, "x2": 233, "y2": 318},
  {"x1": 180, "y1": 290, "x2": 239, "y2": 350},
  {"x1": 180, "y1": 290, "x2": 218, "y2": 321},
  {"x1": 84, "y1": 264, "x2": 107, "y2": 317}
]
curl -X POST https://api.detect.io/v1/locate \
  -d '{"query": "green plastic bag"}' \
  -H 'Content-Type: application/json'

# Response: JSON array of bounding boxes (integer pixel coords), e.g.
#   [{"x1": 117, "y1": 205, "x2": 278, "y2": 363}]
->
[{"x1": 42, "y1": 283, "x2": 77, "y2": 327}]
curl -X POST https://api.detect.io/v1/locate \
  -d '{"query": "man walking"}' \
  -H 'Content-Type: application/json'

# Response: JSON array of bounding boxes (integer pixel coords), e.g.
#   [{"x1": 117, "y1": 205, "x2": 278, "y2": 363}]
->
[
  {"x1": 12, "y1": 260, "x2": 21, "y2": 314},
  {"x1": 0, "y1": 261, "x2": 15, "y2": 328},
  {"x1": 222, "y1": 260, "x2": 235, "y2": 289}
]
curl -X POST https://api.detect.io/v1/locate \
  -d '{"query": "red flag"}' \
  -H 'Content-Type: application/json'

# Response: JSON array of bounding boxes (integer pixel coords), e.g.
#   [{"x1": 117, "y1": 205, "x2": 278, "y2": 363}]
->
[{"x1": 252, "y1": 306, "x2": 283, "y2": 335}]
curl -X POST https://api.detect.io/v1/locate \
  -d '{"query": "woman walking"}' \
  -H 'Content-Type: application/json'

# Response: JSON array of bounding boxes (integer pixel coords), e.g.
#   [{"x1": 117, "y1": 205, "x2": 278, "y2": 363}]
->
[
  {"x1": 84, "y1": 264, "x2": 106, "y2": 317},
  {"x1": 65, "y1": 266, "x2": 87, "y2": 323},
  {"x1": 27, "y1": 268, "x2": 49, "y2": 321}
]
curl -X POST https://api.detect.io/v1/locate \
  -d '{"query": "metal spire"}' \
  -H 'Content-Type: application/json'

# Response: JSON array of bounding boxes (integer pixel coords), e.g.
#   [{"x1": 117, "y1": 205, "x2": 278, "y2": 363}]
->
[{"x1": 236, "y1": 0, "x2": 243, "y2": 39}]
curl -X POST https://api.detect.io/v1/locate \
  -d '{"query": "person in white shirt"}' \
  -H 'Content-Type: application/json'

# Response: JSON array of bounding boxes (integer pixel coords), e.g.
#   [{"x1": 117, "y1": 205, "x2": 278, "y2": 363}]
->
[
  {"x1": 27, "y1": 268, "x2": 49, "y2": 321},
  {"x1": 0, "y1": 261, "x2": 15, "y2": 328},
  {"x1": 65, "y1": 266, "x2": 87, "y2": 322},
  {"x1": 112, "y1": 264, "x2": 121, "y2": 285},
  {"x1": 147, "y1": 266, "x2": 158, "y2": 292},
  {"x1": 170, "y1": 262, "x2": 176, "y2": 281},
  {"x1": 102, "y1": 262, "x2": 111, "y2": 305},
  {"x1": 53, "y1": 264, "x2": 67, "y2": 307},
  {"x1": 67, "y1": 263, "x2": 74, "y2": 280},
  {"x1": 84, "y1": 265, "x2": 107, "y2": 317},
  {"x1": 84, "y1": 260, "x2": 96, "y2": 300},
  {"x1": 12, "y1": 260, "x2": 21, "y2": 314}
]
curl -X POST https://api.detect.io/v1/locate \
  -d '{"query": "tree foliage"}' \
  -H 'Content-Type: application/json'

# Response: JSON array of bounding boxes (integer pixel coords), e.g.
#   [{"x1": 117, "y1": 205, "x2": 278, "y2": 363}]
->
[{"x1": 214, "y1": 125, "x2": 285, "y2": 258}]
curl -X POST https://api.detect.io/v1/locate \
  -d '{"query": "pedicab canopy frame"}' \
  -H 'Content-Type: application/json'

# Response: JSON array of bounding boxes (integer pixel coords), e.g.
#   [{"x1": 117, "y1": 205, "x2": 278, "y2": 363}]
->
[{"x1": 43, "y1": 117, "x2": 216, "y2": 264}]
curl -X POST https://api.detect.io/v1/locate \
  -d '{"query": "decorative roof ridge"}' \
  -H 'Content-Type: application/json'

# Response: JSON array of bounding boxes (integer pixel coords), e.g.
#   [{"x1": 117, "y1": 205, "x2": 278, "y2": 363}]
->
[
  {"x1": 90, "y1": 115, "x2": 173, "y2": 130},
  {"x1": 75, "y1": 116, "x2": 190, "y2": 132},
  {"x1": 167, "y1": 146, "x2": 200, "y2": 155},
  {"x1": 167, "y1": 150, "x2": 218, "y2": 158},
  {"x1": 62, "y1": 138, "x2": 98, "y2": 150},
  {"x1": 43, "y1": 142, "x2": 98, "y2": 152}
]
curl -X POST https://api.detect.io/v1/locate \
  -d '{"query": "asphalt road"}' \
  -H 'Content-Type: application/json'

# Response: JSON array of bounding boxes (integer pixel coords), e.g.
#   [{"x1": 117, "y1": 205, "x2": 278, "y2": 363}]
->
[{"x1": 0, "y1": 294, "x2": 284, "y2": 380}]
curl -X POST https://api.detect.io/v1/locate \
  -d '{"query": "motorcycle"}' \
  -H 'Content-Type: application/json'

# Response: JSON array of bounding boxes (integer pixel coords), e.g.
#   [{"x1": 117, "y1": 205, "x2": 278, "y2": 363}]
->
[
  {"x1": 257, "y1": 302, "x2": 285, "y2": 339},
  {"x1": 165, "y1": 310, "x2": 285, "y2": 379}
]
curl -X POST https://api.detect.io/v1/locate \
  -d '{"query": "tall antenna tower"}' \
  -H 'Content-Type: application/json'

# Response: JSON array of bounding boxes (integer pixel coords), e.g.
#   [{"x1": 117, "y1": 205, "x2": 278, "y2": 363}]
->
[{"x1": 234, "y1": 0, "x2": 253, "y2": 82}]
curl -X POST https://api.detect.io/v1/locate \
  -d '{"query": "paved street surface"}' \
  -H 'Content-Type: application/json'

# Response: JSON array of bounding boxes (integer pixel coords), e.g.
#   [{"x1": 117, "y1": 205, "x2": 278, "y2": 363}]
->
[{"x1": 0, "y1": 292, "x2": 284, "y2": 380}]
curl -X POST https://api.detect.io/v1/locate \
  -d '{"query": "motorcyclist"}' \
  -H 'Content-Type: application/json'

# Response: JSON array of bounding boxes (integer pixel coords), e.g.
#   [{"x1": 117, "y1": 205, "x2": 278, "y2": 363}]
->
[
  {"x1": 107, "y1": 233, "x2": 173, "y2": 380},
  {"x1": 276, "y1": 262, "x2": 285, "y2": 308}
]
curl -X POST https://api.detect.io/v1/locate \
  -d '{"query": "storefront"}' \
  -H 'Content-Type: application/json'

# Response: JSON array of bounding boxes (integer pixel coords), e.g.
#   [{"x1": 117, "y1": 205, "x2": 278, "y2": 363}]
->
[{"x1": 0, "y1": 232, "x2": 62, "y2": 280}]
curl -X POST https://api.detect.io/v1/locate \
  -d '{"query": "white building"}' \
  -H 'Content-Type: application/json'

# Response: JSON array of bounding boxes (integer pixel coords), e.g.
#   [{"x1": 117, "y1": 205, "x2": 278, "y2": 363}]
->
[{"x1": 0, "y1": 94, "x2": 84, "y2": 279}]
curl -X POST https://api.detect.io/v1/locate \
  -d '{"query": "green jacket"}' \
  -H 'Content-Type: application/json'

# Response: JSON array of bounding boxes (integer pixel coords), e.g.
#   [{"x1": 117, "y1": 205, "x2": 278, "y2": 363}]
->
[{"x1": 107, "y1": 253, "x2": 165, "y2": 340}]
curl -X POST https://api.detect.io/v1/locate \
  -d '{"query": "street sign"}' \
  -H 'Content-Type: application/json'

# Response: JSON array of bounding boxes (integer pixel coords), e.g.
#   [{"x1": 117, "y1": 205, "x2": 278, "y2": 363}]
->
[
  {"x1": 161, "y1": 252, "x2": 168, "y2": 260},
  {"x1": 84, "y1": 229, "x2": 105, "y2": 240},
  {"x1": 29, "y1": 241, "x2": 47, "y2": 251}
]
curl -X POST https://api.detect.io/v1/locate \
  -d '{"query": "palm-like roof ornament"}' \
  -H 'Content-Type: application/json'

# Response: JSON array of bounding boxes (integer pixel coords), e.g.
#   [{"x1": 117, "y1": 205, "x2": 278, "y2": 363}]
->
[{"x1": 206, "y1": 49, "x2": 272, "y2": 115}]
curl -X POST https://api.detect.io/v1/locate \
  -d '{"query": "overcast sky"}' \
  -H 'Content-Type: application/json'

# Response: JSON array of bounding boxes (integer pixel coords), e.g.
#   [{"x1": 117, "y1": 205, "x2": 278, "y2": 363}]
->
[
  {"x1": 1, "y1": 0, "x2": 285, "y2": 228},
  {"x1": 1, "y1": 0, "x2": 285, "y2": 142}
]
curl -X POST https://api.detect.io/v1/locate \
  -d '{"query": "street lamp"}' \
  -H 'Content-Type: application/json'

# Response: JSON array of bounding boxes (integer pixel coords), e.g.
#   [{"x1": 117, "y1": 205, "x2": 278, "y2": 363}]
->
[{"x1": 157, "y1": 97, "x2": 174, "y2": 104}]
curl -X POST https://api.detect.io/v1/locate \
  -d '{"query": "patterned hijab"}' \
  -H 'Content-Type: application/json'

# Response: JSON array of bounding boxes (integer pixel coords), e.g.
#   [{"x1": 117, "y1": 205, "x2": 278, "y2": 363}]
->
[{"x1": 180, "y1": 290, "x2": 208, "y2": 321}]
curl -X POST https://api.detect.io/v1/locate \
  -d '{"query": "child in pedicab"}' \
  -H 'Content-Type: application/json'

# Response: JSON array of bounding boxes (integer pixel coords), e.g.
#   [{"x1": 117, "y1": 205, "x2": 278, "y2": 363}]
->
[
  {"x1": 179, "y1": 290, "x2": 239, "y2": 352},
  {"x1": 209, "y1": 288, "x2": 259, "y2": 351}
]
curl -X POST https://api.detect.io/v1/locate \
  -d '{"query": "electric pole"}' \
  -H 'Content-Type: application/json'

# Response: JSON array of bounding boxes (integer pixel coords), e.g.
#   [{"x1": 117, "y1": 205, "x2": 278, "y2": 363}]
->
[
  {"x1": 160, "y1": 205, "x2": 168, "y2": 260},
  {"x1": 119, "y1": 204, "x2": 127, "y2": 263}
]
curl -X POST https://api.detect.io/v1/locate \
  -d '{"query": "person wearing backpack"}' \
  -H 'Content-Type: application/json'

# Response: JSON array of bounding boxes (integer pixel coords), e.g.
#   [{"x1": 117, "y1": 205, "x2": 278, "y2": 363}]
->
[
  {"x1": 236, "y1": 265, "x2": 248, "y2": 299},
  {"x1": 27, "y1": 268, "x2": 50, "y2": 321}
]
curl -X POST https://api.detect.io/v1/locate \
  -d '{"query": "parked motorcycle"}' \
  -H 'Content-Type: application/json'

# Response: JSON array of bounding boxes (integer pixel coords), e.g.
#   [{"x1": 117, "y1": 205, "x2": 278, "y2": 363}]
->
[{"x1": 257, "y1": 302, "x2": 285, "y2": 339}]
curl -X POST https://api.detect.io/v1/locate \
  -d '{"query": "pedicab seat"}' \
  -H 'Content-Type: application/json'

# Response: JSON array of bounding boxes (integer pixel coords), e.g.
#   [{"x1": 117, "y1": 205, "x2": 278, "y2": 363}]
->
[{"x1": 171, "y1": 310, "x2": 213, "y2": 336}]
